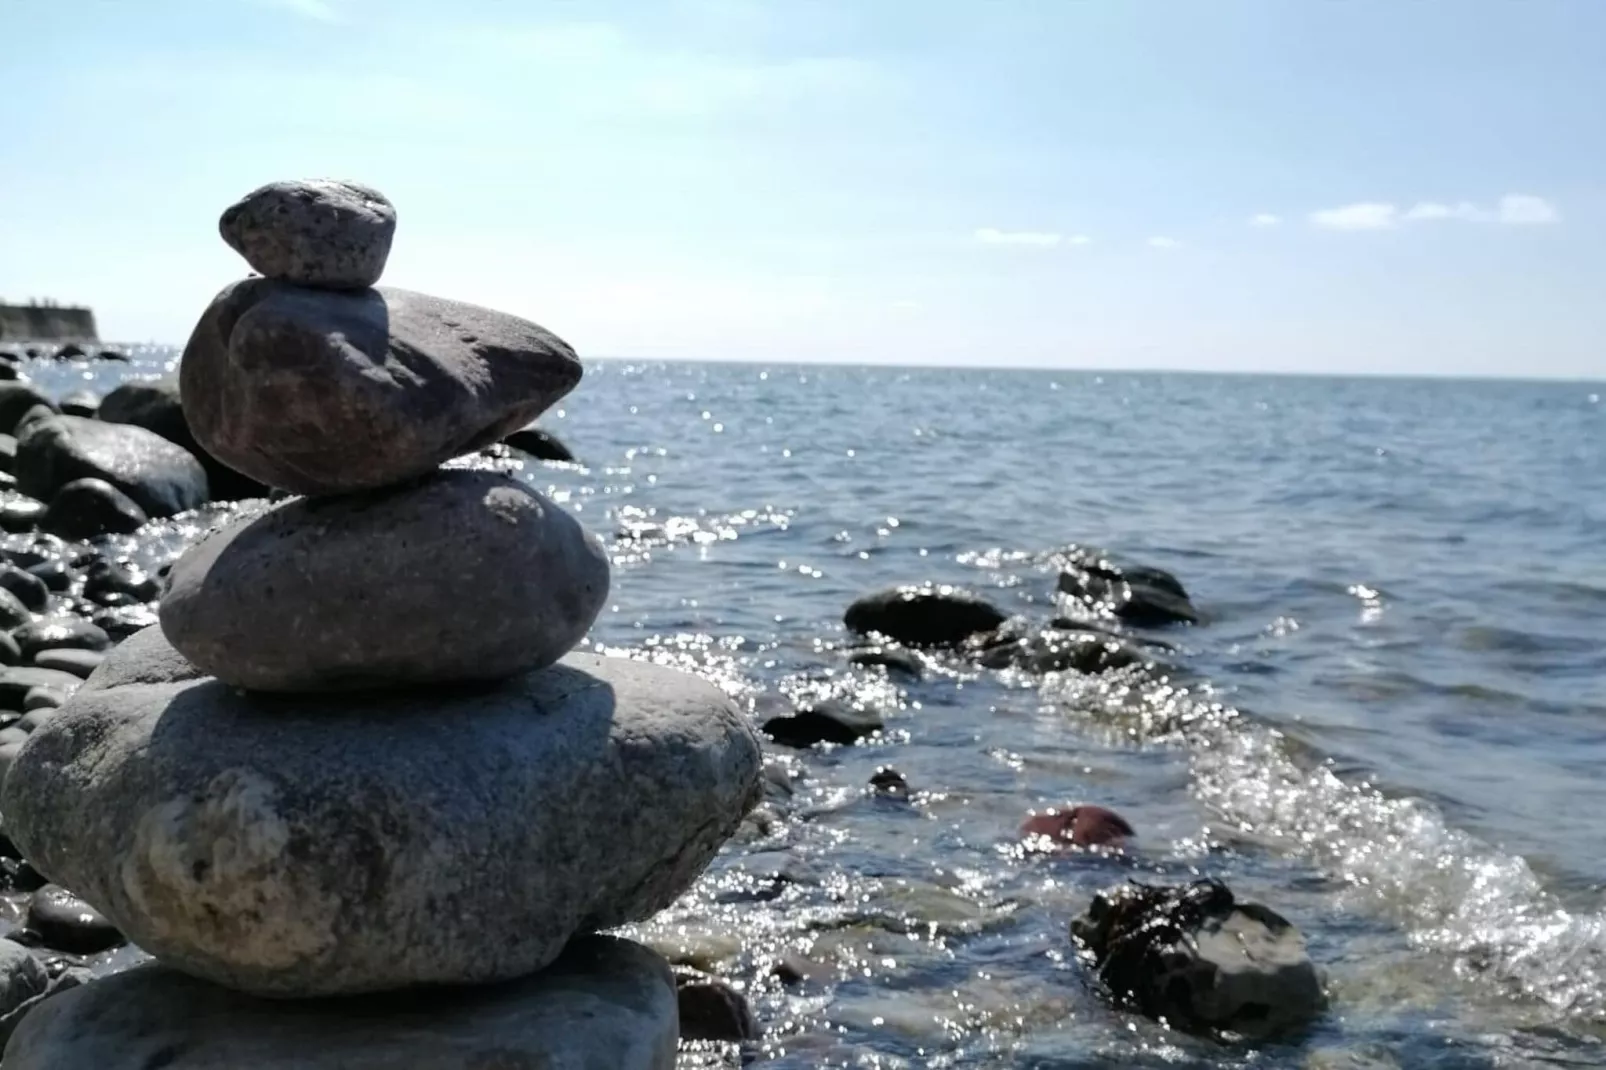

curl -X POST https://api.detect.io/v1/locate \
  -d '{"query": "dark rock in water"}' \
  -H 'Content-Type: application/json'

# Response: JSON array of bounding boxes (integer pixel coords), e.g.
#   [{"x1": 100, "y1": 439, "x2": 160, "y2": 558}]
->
[
  {"x1": 0, "y1": 633, "x2": 21, "y2": 667},
  {"x1": 96, "y1": 348, "x2": 129, "y2": 362},
  {"x1": 221, "y1": 178, "x2": 398, "y2": 289},
  {"x1": 0, "y1": 386, "x2": 55, "y2": 436},
  {"x1": 2, "y1": 936, "x2": 676, "y2": 1070},
  {"x1": 23, "y1": 561, "x2": 68, "y2": 594},
  {"x1": 52, "y1": 344, "x2": 88, "y2": 361},
  {"x1": 181, "y1": 279, "x2": 583, "y2": 495},
  {"x1": 41, "y1": 479, "x2": 149, "y2": 540},
  {"x1": 11, "y1": 618, "x2": 111, "y2": 660},
  {"x1": 0, "y1": 588, "x2": 30, "y2": 630},
  {"x1": 846, "y1": 645, "x2": 923, "y2": 678},
  {"x1": 0, "y1": 365, "x2": 16, "y2": 382},
  {"x1": 1021, "y1": 805, "x2": 1134, "y2": 849},
  {"x1": 24, "y1": 886, "x2": 126, "y2": 955},
  {"x1": 844, "y1": 585, "x2": 1007, "y2": 647},
  {"x1": 868, "y1": 766, "x2": 911, "y2": 800},
  {"x1": 159, "y1": 470, "x2": 610, "y2": 692},
  {"x1": 502, "y1": 424, "x2": 576, "y2": 462},
  {"x1": 0, "y1": 940, "x2": 49, "y2": 1018},
  {"x1": 16, "y1": 415, "x2": 208, "y2": 519},
  {"x1": 675, "y1": 970, "x2": 760, "y2": 1043},
  {"x1": 973, "y1": 628, "x2": 1151, "y2": 675},
  {"x1": 57, "y1": 393, "x2": 98, "y2": 419},
  {"x1": 1071, "y1": 879, "x2": 1325, "y2": 1039},
  {"x1": 0, "y1": 433, "x2": 16, "y2": 474},
  {"x1": 762, "y1": 699, "x2": 883, "y2": 747},
  {"x1": 3, "y1": 627, "x2": 762, "y2": 997},
  {"x1": 1057, "y1": 549, "x2": 1199, "y2": 627},
  {"x1": 82, "y1": 559, "x2": 160, "y2": 605},
  {"x1": 0, "y1": 566, "x2": 48, "y2": 612},
  {"x1": 97, "y1": 380, "x2": 267, "y2": 503},
  {"x1": 0, "y1": 669, "x2": 80, "y2": 709}
]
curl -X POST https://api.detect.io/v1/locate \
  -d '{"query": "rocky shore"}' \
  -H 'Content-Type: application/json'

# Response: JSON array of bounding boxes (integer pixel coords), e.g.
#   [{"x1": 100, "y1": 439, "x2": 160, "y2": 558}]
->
[{"x1": 0, "y1": 179, "x2": 1333, "y2": 1064}]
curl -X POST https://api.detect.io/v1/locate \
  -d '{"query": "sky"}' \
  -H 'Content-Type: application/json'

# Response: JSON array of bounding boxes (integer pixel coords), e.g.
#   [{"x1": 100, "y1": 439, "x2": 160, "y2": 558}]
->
[{"x1": 2, "y1": 0, "x2": 1603, "y2": 377}]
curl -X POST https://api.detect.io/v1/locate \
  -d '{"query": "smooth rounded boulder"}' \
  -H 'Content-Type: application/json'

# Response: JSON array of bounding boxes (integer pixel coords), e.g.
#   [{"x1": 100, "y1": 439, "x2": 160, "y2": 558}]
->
[
  {"x1": 220, "y1": 179, "x2": 397, "y2": 290},
  {"x1": 180, "y1": 280, "x2": 582, "y2": 495},
  {"x1": 41, "y1": 478, "x2": 148, "y2": 540},
  {"x1": 2, "y1": 937, "x2": 677, "y2": 1070},
  {"x1": 159, "y1": 470, "x2": 610, "y2": 692},
  {"x1": 15, "y1": 415, "x2": 207, "y2": 518},
  {"x1": 2, "y1": 626, "x2": 764, "y2": 997}
]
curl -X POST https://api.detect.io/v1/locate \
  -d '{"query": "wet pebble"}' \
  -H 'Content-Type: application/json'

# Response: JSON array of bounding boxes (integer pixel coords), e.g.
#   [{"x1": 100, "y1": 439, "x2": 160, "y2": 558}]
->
[
  {"x1": 0, "y1": 589, "x2": 30, "y2": 631},
  {"x1": 22, "y1": 561, "x2": 68, "y2": 594},
  {"x1": 0, "y1": 566, "x2": 48, "y2": 613},
  {"x1": 868, "y1": 766, "x2": 911, "y2": 800},
  {"x1": 42, "y1": 478, "x2": 149, "y2": 540},
  {"x1": 30, "y1": 649, "x2": 103, "y2": 679},
  {"x1": 0, "y1": 669, "x2": 80, "y2": 709},
  {"x1": 24, "y1": 886, "x2": 126, "y2": 955},
  {"x1": 82, "y1": 559, "x2": 160, "y2": 605},
  {"x1": 0, "y1": 500, "x2": 46, "y2": 534},
  {"x1": 11, "y1": 618, "x2": 110, "y2": 660}
]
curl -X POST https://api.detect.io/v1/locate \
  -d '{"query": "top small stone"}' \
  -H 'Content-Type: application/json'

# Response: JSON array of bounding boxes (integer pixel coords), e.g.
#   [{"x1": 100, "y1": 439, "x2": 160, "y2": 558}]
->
[{"x1": 220, "y1": 179, "x2": 397, "y2": 290}]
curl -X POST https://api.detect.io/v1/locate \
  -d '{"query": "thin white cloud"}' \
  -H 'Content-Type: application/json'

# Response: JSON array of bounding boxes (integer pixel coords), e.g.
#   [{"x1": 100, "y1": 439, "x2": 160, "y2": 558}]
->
[
  {"x1": 1249, "y1": 213, "x2": 1281, "y2": 227},
  {"x1": 974, "y1": 227, "x2": 1063, "y2": 247},
  {"x1": 1067, "y1": 234, "x2": 1093, "y2": 245},
  {"x1": 255, "y1": 0, "x2": 342, "y2": 22},
  {"x1": 1311, "y1": 202, "x2": 1398, "y2": 231},
  {"x1": 1496, "y1": 194, "x2": 1560, "y2": 224},
  {"x1": 1313, "y1": 194, "x2": 1560, "y2": 231},
  {"x1": 1146, "y1": 236, "x2": 1181, "y2": 249}
]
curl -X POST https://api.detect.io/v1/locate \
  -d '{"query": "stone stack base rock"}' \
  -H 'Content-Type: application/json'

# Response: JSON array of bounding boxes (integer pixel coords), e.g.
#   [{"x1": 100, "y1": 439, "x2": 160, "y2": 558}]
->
[{"x1": 0, "y1": 178, "x2": 764, "y2": 1068}]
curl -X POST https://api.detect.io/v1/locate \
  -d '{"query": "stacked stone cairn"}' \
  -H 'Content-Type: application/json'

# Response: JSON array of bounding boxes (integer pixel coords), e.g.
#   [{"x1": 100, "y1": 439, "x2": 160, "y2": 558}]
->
[{"x1": 0, "y1": 179, "x2": 763, "y2": 1068}]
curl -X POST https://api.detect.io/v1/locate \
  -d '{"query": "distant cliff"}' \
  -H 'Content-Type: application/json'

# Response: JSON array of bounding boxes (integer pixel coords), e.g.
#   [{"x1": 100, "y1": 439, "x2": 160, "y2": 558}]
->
[{"x1": 0, "y1": 303, "x2": 99, "y2": 342}]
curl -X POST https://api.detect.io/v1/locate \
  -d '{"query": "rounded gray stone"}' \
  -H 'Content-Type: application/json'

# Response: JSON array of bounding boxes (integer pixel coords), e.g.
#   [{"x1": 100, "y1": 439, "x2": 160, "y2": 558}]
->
[
  {"x1": 0, "y1": 941, "x2": 48, "y2": 1018},
  {"x1": 159, "y1": 470, "x2": 610, "y2": 692},
  {"x1": 2, "y1": 626, "x2": 763, "y2": 997},
  {"x1": 3, "y1": 936, "x2": 676, "y2": 1070},
  {"x1": 219, "y1": 179, "x2": 397, "y2": 290},
  {"x1": 180, "y1": 280, "x2": 582, "y2": 495},
  {"x1": 15, "y1": 415, "x2": 207, "y2": 519}
]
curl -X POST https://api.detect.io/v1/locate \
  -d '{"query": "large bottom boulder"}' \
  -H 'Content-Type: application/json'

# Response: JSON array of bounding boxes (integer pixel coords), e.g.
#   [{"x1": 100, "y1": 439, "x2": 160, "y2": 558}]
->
[
  {"x1": 1071, "y1": 879, "x2": 1325, "y2": 1039},
  {"x1": 2, "y1": 626, "x2": 763, "y2": 997},
  {"x1": 3, "y1": 936, "x2": 677, "y2": 1070}
]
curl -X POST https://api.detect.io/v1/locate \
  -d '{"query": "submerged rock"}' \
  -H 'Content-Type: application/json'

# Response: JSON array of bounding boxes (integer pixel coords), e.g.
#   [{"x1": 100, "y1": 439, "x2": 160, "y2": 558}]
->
[
  {"x1": 3, "y1": 627, "x2": 763, "y2": 997},
  {"x1": 180, "y1": 280, "x2": 583, "y2": 495},
  {"x1": 159, "y1": 470, "x2": 609, "y2": 692},
  {"x1": 846, "y1": 646, "x2": 923, "y2": 678},
  {"x1": 675, "y1": 970, "x2": 760, "y2": 1043},
  {"x1": 2, "y1": 935, "x2": 677, "y2": 1070},
  {"x1": 761, "y1": 699, "x2": 882, "y2": 747},
  {"x1": 1057, "y1": 549, "x2": 1199, "y2": 627},
  {"x1": 973, "y1": 628, "x2": 1151, "y2": 675},
  {"x1": 1020, "y1": 805, "x2": 1134, "y2": 849},
  {"x1": 844, "y1": 585, "x2": 1007, "y2": 647},
  {"x1": 15, "y1": 415, "x2": 207, "y2": 518},
  {"x1": 220, "y1": 178, "x2": 398, "y2": 290},
  {"x1": 1071, "y1": 879, "x2": 1325, "y2": 1038}
]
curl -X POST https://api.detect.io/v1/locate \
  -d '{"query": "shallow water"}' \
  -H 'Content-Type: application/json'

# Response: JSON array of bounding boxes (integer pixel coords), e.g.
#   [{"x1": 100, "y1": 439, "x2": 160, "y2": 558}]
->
[{"x1": 26, "y1": 352, "x2": 1606, "y2": 1066}]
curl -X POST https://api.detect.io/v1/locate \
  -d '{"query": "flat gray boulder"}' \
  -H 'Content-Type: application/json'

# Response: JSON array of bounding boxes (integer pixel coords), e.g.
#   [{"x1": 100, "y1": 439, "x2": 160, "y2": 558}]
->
[
  {"x1": 3, "y1": 935, "x2": 677, "y2": 1069},
  {"x1": 2, "y1": 626, "x2": 762, "y2": 997},
  {"x1": 15, "y1": 414, "x2": 208, "y2": 518},
  {"x1": 180, "y1": 280, "x2": 582, "y2": 495},
  {"x1": 160, "y1": 470, "x2": 610, "y2": 691},
  {"x1": 220, "y1": 179, "x2": 397, "y2": 290}
]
